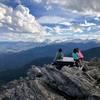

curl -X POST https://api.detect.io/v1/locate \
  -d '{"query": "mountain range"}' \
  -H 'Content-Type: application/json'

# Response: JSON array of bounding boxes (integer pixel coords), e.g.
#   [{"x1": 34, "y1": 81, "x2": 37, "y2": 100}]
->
[
  {"x1": 0, "y1": 43, "x2": 100, "y2": 85},
  {"x1": 0, "y1": 41, "x2": 100, "y2": 70},
  {"x1": 83, "y1": 47, "x2": 100, "y2": 60},
  {"x1": 0, "y1": 42, "x2": 47, "y2": 53}
]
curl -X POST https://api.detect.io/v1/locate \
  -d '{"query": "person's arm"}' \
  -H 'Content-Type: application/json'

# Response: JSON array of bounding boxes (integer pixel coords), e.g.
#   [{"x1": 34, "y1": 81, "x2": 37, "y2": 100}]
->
[
  {"x1": 72, "y1": 53, "x2": 74, "y2": 59},
  {"x1": 54, "y1": 52, "x2": 58, "y2": 61},
  {"x1": 61, "y1": 53, "x2": 64, "y2": 58}
]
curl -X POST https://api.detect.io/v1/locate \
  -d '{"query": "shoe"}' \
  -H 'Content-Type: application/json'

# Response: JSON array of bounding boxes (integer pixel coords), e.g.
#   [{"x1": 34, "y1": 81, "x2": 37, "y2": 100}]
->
[{"x1": 79, "y1": 67, "x2": 82, "y2": 70}]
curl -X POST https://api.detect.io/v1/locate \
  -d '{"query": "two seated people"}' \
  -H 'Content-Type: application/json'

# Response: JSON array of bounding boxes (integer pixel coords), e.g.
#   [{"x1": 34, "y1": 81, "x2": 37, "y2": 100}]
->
[{"x1": 53, "y1": 48, "x2": 84, "y2": 70}]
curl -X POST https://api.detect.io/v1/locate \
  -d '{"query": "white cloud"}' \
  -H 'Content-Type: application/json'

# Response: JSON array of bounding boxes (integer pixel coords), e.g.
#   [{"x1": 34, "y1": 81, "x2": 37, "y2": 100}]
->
[
  {"x1": 38, "y1": 16, "x2": 72, "y2": 25},
  {"x1": 0, "y1": 22, "x2": 3, "y2": 27},
  {"x1": 0, "y1": 3, "x2": 45, "y2": 33},
  {"x1": 78, "y1": 34, "x2": 100, "y2": 41},
  {"x1": 80, "y1": 20, "x2": 96, "y2": 27},
  {"x1": 0, "y1": 3, "x2": 46, "y2": 42},
  {"x1": 45, "y1": 5, "x2": 52, "y2": 10},
  {"x1": 31, "y1": 0, "x2": 100, "y2": 17},
  {"x1": 38, "y1": 16, "x2": 67, "y2": 24},
  {"x1": 15, "y1": 0, "x2": 22, "y2": 4},
  {"x1": 87, "y1": 27, "x2": 92, "y2": 31},
  {"x1": 42, "y1": 21, "x2": 100, "y2": 43},
  {"x1": 66, "y1": 25, "x2": 83, "y2": 33},
  {"x1": 53, "y1": 26, "x2": 62, "y2": 34},
  {"x1": 94, "y1": 17, "x2": 100, "y2": 21},
  {"x1": 44, "y1": 33, "x2": 100, "y2": 44},
  {"x1": 0, "y1": 32, "x2": 46, "y2": 42},
  {"x1": 1, "y1": 0, "x2": 100, "y2": 17},
  {"x1": 30, "y1": 0, "x2": 42, "y2": 3},
  {"x1": 0, "y1": 2, "x2": 100, "y2": 43},
  {"x1": 60, "y1": 22, "x2": 72, "y2": 26},
  {"x1": 25, "y1": 0, "x2": 100, "y2": 42},
  {"x1": 80, "y1": 9, "x2": 100, "y2": 17}
]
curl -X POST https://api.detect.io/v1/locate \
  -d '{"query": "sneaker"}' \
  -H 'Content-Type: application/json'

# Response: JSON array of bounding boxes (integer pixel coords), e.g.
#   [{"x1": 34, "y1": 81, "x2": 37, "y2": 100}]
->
[{"x1": 79, "y1": 67, "x2": 82, "y2": 70}]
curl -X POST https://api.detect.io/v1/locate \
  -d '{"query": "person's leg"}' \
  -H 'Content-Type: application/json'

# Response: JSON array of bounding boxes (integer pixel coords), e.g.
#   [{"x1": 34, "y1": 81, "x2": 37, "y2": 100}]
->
[
  {"x1": 75, "y1": 61, "x2": 79, "y2": 67},
  {"x1": 74, "y1": 59, "x2": 79, "y2": 67},
  {"x1": 78, "y1": 58, "x2": 82, "y2": 67},
  {"x1": 79, "y1": 58, "x2": 84, "y2": 67},
  {"x1": 70, "y1": 62, "x2": 74, "y2": 67},
  {"x1": 56, "y1": 62, "x2": 63, "y2": 70}
]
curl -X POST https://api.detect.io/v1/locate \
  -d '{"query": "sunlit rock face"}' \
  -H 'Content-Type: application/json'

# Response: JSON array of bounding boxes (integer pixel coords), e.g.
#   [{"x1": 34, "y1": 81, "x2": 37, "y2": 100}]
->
[{"x1": 0, "y1": 60, "x2": 100, "y2": 100}]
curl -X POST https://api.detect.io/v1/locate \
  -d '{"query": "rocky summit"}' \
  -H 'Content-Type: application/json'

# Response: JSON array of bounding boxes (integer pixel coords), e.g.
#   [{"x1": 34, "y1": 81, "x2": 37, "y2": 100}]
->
[{"x1": 0, "y1": 60, "x2": 100, "y2": 100}]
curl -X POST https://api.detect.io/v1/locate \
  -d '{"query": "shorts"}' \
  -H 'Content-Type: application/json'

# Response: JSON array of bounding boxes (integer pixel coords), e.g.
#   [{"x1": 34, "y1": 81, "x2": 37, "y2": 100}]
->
[
  {"x1": 79, "y1": 58, "x2": 83, "y2": 61},
  {"x1": 74, "y1": 59, "x2": 79, "y2": 62}
]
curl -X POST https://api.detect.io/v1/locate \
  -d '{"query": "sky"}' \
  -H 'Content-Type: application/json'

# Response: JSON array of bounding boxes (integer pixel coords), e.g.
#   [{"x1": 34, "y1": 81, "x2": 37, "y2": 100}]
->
[{"x1": 0, "y1": 0, "x2": 100, "y2": 43}]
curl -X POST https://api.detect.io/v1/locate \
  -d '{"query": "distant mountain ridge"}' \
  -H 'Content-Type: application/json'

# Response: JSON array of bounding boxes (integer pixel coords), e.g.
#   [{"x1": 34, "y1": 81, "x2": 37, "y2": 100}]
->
[
  {"x1": 0, "y1": 42, "x2": 48, "y2": 53},
  {"x1": 84, "y1": 47, "x2": 100, "y2": 60},
  {"x1": 0, "y1": 46, "x2": 100, "y2": 84},
  {"x1": 0, "y1": 41, "x2": 99, "y2": 69}
]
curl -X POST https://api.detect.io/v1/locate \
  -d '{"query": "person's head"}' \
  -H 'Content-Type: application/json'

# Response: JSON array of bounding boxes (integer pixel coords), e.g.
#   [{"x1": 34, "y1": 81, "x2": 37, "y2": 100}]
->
[
  {"x1": 76, "y1": 48, "x2": 80, "y2": 52},
  {"x1": 58, "y1": 48, "x2": 62, "y2": 52},
  {"x1": 73, "y1": 48, "x2": 77, "y2": 53}
]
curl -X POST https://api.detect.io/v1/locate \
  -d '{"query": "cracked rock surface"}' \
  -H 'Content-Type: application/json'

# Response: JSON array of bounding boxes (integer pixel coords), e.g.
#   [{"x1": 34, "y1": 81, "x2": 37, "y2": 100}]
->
[{"x1": 0, "y1": 61, "x2": 100, "y2": 100}]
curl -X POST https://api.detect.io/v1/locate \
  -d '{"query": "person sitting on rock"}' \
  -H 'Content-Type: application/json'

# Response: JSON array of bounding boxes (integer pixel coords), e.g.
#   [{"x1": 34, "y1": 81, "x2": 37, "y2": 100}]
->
[
  {"x1": 76, "y1": 48, "x2": 84, "y2": 68},
  {"x1": 54, "y1": 48, "x2": 64, "y2": 61},
  {"x1": 72, "y1": 48, "x2": 79, "y2": 67},
  {"x1": 76, "y1": 48, "x2": 84, "y2": 61},
  {"x1": 53, "y1": 48, "x2": 64, "y2": 70}
]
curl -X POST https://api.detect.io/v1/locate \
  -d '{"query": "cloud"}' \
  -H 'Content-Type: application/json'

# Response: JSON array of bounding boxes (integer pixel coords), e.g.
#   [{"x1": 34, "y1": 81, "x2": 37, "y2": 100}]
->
[
  {"x1": 22, "y1": 0, "x2": 100, "y2": 42},
  {"x1": 70, "y1": 27, "x2": 83, "y2": 33},
  {"x1": 0, "y1": 32, "x2": 46, "y2": 42},
  {"x1": 0, "y1": 3, "x2": 44, "y2": 33},
  {"x1": 94, "y1": 17, "x2": 100, "y2": 21},
  {"x1": 80, "y1": 20, "x2": 96, "y2": 27},
  {"x1": 0, "y1": 3, "x2": 46, "y2": 42},
  {"x1": 32, "y1": 0, "x2": 42, "y2": 3},
  {"x1": 87, "y1": 27, "x2": 92, "y2": 31},
  {"x1": 1, "y1": 0, "x2": 100, "y2": 17},
  {"x1": 38, "y1": 16, "x2": 67, "y2": 24},
  {"x1": 43, "y1": 33, "x2": 100, "y2": 43},
  {"x1": 15, "y1": 0, "x2": 21, "y2": 4},
  {"x1": 0, "y1": 1, "x2": 100, "y2": 43},
  {"x1": 60, "y1": 22, "x2": 72, "y2": 26},
  {"x1": 31, "y1": 0, "x2": 100, "y2": 17},
  {"x1": 42, "y1": 18, "x2": 100, "y2": 43}
]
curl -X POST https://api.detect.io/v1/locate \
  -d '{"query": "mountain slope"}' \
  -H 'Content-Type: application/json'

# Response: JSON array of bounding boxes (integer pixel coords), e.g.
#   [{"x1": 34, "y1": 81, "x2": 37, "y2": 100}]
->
[
  {"x1": 84, "y1": 47, "x2": 100, "y2": 60},
  {"x1": 0, "y1": 57, "x2": 53, "y2": 84}
]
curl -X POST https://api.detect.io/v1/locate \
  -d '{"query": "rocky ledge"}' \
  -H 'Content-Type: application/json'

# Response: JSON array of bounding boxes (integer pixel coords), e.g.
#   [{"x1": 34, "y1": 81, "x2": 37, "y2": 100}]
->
[{"x1": 0, "y1": 61, "x2": 100, "y2": 100}]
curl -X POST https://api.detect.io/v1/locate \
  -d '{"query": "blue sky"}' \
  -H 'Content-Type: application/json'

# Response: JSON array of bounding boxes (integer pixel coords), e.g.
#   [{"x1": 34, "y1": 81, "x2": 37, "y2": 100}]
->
[{"x1": 0, "y1": 0, "x2": 100, "y2": 43}]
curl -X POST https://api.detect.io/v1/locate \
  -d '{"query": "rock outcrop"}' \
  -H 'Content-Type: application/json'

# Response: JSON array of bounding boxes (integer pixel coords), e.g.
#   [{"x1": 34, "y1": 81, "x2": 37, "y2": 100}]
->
[{"x1": 0, "y1": 61, "x2": 100, "y2": 100}]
